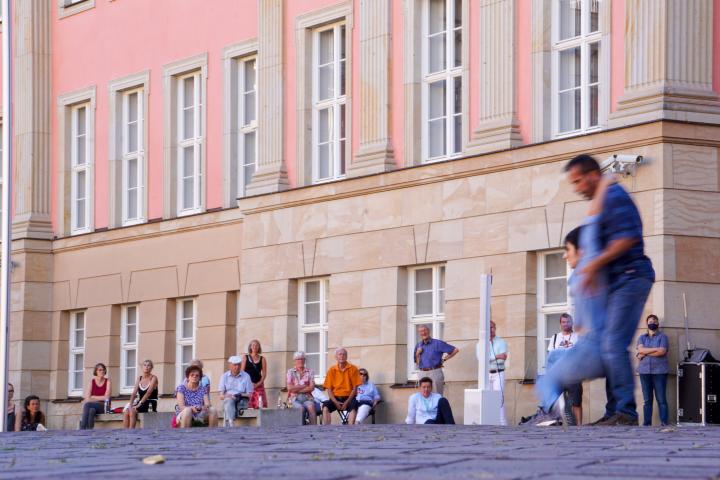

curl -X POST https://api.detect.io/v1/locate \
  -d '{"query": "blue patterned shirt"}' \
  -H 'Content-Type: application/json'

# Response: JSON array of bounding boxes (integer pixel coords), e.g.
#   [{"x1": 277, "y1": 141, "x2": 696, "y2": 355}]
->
[
  {"x1": 415, "y1": 338, "x2": 456, "y2": 369},
  {"x1": 599, "y1": 183, "x2": 655, "y2": 288}
]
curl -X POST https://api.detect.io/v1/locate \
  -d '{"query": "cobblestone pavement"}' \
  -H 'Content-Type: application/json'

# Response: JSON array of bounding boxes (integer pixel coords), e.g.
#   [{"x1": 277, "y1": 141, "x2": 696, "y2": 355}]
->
[{"x1": 1, "y1": 424, "x2": 719, "y2": 479}]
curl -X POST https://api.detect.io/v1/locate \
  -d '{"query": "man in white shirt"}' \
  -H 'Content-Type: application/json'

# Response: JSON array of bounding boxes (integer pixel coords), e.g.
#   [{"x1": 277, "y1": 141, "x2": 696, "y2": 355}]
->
[
  {"x1": 405, "y1": 377, "x2": 455, "y2": 424},
  {"x1": 218, "y1": 355, "x2": 254, "y2": 427},
  {"x1": 547, "y1": 313, "x2": 583, "y2": 425}
]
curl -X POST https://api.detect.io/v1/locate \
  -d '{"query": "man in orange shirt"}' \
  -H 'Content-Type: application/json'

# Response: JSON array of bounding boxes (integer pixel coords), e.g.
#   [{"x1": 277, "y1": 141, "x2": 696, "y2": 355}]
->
[{"x1": 322, "y1": 347, "x2": 362, "y2": 425}]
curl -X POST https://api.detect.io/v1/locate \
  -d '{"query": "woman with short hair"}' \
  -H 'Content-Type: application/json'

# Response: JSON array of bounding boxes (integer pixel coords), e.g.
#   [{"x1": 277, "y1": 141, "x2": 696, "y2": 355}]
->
[
  {"x1": 79, "y1": 363, "x2": 111, "y2": 430},
  {"x1": 176, "y1": 364, "x2": 218, "y2": 428},
  {"x1": 15, "y1": 395, "x2": 46, "y2": 432},
  {"x1": 122, "y1": 359, "x2": 159, "y2": 429},
  {"x1": 354, "y1": 369, "x2": 381, "y2": 424},
  {"x1": 286, "y1": 351, "x2": 316, "y2": 424}
]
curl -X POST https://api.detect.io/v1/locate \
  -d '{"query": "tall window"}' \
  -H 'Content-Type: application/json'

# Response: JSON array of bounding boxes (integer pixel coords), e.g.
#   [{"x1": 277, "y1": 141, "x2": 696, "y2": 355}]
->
[
  {"x1": 407, "y1": 265, "x2": 446, "y2": 379},
  {"x1": 298, "y1": 279, "x2": 329, "y2": 380},
  {"x1": 177, "y1": 71, "x2": 203, "y2": 215},
  {"x1": 237, "y1": 56, "x2": 257, "y2": 196},
  {"x1": 70, "y1": 104, "x2": 92, "y2": 234},
  {"x1": 176, "y1": 298, "x2": 196, "y2": 381},
  {"x1": 120, "y1": 305, "x2": 139, "y2": 393},
  {"x1": 537, "y1": 251, "x2": 572, "y2": 373},
  {"x1": 69, "y1": 311, "x2": 86, "y2": 395},
  {"x1": 312, "y1": 23, "x2": 347, "y2": 183},
  {"x1": 422, "y1": 0, "x2": 462, "y2": 162},
  {"x1": 122, "y1": 89, "x2": 145, "y2": 225},
  {"x1": 552, "y1": 0, "x2": 603, "y2": 136}
]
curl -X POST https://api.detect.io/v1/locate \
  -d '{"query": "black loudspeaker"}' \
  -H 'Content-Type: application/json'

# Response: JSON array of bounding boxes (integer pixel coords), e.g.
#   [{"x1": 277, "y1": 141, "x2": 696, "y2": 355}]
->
[{"x1": 677, "y1": 362, "x2": 720, "y2": 425}]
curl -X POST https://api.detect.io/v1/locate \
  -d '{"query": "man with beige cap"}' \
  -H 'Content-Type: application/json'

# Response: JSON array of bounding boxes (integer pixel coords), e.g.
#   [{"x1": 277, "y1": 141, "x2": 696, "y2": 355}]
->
[{"x1": 218, "y1": 355, "x2": 254, "y2": 427}]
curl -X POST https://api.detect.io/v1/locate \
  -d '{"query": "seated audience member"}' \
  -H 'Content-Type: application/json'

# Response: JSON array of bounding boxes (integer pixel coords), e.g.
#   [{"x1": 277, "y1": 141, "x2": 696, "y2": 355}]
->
[
  {"x1": 15, "y1": 395, "x2": 46, "y2": 432},
  {"x1": 79, "y1": 363, "x2": 111, "y2": 430},
  {"x1": 286, "y1": 351, "x2": 317, "y2": 425},
  {"x1": 219, "y1": 355, "x2": 254, "y2": 427},
  {"x1": 354, "y1": 369, "x2": 381, "y2": 424},
  {"x1": 188, "y1": 359, "x2": 211, "y2": 391},
  {"x1": 6, "y1": 383, "x2": 15, "y2": 432},
  {"x1": 123, "y1": 359, "x2": 159, "y2": 429},
  {"x1": 322, "y1": 347, "x2": 362, "y2": 425},
  {"x1": 312, "y1": 388, "x2": 328, "y2": 418},
  {"x1": 405, "y1": 377, "x2": 455, "y2": 425},
  {"x1": 176, "y1": 365, "x2": 218, "y2": 428},
  {"x1": 242, "y1": 340, "x2": 268, "y2": 408}
]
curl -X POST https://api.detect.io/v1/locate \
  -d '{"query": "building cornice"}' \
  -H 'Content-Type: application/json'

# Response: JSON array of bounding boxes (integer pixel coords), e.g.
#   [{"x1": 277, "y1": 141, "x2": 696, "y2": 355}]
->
[{"x1": 238, "y1": 120, "x2": 720, "y2": 215}]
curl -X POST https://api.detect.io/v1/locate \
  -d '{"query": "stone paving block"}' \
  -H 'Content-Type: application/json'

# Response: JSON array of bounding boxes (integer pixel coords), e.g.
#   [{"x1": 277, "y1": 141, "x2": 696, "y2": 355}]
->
[{"x1": 1, "y1": 425, "x2": 720, "y2": 478}]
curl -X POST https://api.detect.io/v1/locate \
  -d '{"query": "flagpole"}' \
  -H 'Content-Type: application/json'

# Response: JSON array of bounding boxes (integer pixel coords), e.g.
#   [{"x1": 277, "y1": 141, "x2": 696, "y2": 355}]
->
[{"x1": 0, "y1": 0, "x2": 13, "y2": 433}]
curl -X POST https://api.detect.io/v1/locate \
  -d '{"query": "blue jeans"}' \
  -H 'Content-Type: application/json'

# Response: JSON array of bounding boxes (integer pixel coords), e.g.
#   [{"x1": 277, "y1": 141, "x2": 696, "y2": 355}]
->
[
  {"x1": 639, "y1": 373, "x2": 668, "y2": 425},
  {"x1": 537, "y1": 331, "x2": 606, "y2": 412},
  {"x1": 601, "y1": 276, "x2": 653, "y2": 418}
]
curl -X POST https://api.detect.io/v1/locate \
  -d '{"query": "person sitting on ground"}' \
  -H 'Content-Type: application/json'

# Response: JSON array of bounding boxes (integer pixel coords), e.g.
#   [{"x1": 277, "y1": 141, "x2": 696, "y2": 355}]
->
[
  {"x1": 15, "y1": 395, "x2": 46, "y2": 432},
  {"x1": 219, "y1": 355, "x2": 254, "y2": 427},
  {"x1": 354, "y1": 369, "x2": 381, "y2": 424},
  {"x1": 286, "y1": 351, "x2": 317, "y2": 424},
  {"x1": 241, "y1": 340, "x2": 268, "y2": 408},
  {"x1": 176, "y1": 365, "x2": 218, "y2": 428},
  {"x1": 6, "y1": 383, "x2": 15, "y2": 432},
  {"x1": 122, "y1": 359, "x2": 159, "y2": 429},
  {"x1": 322, "y1": 347, "x2": 362, "y2": 425},
  {"x1": 405, "y1": 376, "x2": 455, "y2": 424},
  {"x1": 79, "y1": 363, "x2": 111, "y2": 430},
  {"x1": 187, "y1": 359, "x2": 211, "y2": 392}
]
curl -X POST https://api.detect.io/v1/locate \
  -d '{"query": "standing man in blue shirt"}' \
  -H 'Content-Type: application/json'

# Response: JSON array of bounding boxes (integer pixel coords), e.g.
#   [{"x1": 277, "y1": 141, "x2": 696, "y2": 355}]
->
[
  {"x1": 565, "y1": 154, "x2": 655, "y2": 426},
  {"x1": 414, "y1": 325, "x2": 459, "y2": 395}
]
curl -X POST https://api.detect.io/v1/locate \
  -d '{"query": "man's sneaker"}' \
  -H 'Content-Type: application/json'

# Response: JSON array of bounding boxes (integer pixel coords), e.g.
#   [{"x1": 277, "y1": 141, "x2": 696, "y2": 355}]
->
[
  {"x1": 523, "y1": 408, "x2": 561, "y2": 426},
  {"x1": 588, "y1": 414, "x2": 611, "y2": 426},
  {"x1": 595, "y1": 412, "x2": 639, "y2": 426}
]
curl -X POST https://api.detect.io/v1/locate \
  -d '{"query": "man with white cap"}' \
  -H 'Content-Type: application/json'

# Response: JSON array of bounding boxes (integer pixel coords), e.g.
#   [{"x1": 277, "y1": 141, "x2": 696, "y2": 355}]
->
[{"x1": 218, "y1": 355, "x2": 254, "y2": 427}]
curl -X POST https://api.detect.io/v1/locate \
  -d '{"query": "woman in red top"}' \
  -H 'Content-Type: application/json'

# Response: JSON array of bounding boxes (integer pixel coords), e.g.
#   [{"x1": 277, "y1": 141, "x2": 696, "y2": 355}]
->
[{"x1": 79, "y1": 363, "x2": 112, "y2": 430}]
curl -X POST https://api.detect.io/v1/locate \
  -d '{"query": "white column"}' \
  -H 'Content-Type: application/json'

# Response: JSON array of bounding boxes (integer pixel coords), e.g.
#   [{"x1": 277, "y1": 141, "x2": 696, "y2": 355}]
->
[
  {"x1": 469, "y1": 0, "x2": 522, "y2": 153},
  {"x1": 348, "y1": 0, "x2": 395, "y2": 177},
  {"x1": 610, "y1": 0, "x2": 720, "y2": 126},
  {"x1": 247, "y1": 0, "x2": 289, "y2": 195},
  {"x1": 12, "y1": 0, "x2": 53, "y2": 239}
]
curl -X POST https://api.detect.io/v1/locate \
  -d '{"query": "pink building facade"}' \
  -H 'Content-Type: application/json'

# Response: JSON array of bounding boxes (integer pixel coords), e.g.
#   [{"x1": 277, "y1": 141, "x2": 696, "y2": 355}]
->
[{"x1": 4, "y1": 0, "x2": 720, "y2": 426}]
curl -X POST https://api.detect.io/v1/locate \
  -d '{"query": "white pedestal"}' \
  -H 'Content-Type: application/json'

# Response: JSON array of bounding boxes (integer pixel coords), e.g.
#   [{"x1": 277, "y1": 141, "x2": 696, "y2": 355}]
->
[{"x1": 463, "y1": 388, "x2": 503, "y2": 425}]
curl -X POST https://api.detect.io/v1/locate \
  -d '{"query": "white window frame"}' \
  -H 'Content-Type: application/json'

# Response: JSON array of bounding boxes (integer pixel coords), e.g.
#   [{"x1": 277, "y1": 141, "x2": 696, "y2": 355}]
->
[
  {"x1": 223, "y1": 41, "x2": 258, "y2": 207},
  {"x1": 237, "y1": 55, "x2": 258, "y2": 196},
  {"x1": 298, "y1": 278, "x2": 329, "y2": 382},
  {"x1": 121, "y1": 89, "x2": 145, "y2": 226},
  {"x1": 68, "y1": 311, "x2": 86, "y2": 396},
  {"x1": 70, "y1": 103, "x2": 93, "y2": 235},
  {"x1": 407, "y1": 265, "x2": 446, "y2": 381},
  {"x1": 120, "y1": 305, "x2": 139, "y2": 394},
  {"x1": 551, "y1": 0, "x2": 608, "y2": 138},
  {"x1": 311, "y1": 22, "x2": 348, "y2": 184},
  {"x1": 421, "y1": 0, "x2": 463, "y2": 164},
  {"x1": 176, "y1": 298, "x2": 196, "y2": 383},
  {"x1": 176, "y1": 71, "x2": 203, "y2": 216},
  {"x1": 163, "y1": 54, "x2": 207, "y2": 219},
  {"x1": 536, "y1": 250, "x2": 573, "y2": 374},
  {"x1": 58, "y1": 0, "x2": 95, "y2": 19}
]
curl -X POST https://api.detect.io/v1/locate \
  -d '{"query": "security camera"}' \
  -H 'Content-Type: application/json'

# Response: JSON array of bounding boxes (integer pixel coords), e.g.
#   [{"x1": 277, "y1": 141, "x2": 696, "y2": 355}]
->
[{"x1": 602, "y1": 154, "x2": 643, "y2": 176}]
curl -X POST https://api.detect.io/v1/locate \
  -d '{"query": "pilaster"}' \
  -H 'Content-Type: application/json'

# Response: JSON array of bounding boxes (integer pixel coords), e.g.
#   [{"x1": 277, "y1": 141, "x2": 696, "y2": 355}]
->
[
  {"x1": 247, "y1": 0, "x2": 290, "y2": 195},
  {"x1": 468, "y1": 0, "x2": 522, "y2": 154},
  {"x1": 348, "y1": 0, "x2": 395, "y2": 178},
  {"x1": 12, "y1": 0, "x2": 53, "y2": 239},
  {"x1": 610, "y1": 0, "x2": 720, "y2": 127}
]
